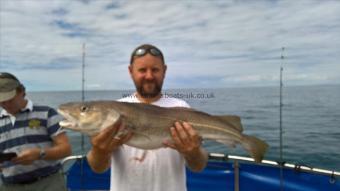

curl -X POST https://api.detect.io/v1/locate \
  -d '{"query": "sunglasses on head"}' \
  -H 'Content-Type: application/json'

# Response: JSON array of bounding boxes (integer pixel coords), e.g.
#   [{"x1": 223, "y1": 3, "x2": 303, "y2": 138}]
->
[{"x1": 133, "y1": 48, "x2": 162, "y2": 57}]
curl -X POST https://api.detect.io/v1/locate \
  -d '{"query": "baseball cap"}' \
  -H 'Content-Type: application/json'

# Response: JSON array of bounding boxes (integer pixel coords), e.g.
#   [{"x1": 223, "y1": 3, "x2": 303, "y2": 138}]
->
[{"x1": 0, "y1": 72, "x2": 21, "y2": 102}]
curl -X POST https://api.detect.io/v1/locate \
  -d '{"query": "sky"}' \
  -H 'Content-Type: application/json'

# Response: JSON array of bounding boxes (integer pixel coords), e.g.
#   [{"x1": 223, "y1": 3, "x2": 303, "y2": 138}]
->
[{"x1": 0, "y1": 0, "x2": 339, "y2": 91}]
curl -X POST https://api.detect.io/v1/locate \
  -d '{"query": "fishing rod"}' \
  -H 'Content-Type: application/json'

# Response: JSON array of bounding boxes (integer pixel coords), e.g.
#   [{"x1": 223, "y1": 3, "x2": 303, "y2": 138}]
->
[
  {"x1": 80, "y1": 43, "x2": 86, "y2": 190},
  {"x1": 81, "y1": 43, "x2": 86, "y2": 152},
  {"x1": 279, "y1": 47, "x2": 285, "y2": 191}
]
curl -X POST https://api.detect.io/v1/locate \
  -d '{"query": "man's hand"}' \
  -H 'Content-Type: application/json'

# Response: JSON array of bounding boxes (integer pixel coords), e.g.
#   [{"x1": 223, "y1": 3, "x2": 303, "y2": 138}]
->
[
  {"x1": 12, "y1": 148, "x2": 40, "y2": 165},
  {"x1": 90, "y1": 119, "x2": 132, "y2": 154},
  {"x1": 87, "y1": 119, "x2": 133, "y2": 173},
  {"x1": 164, "y1": 121, "x2": 208, "y2": 172},
  {"x1": 11, "y1": 132, "x2": 71, "y2": 165},
  {"x1": 164, "y1": 122, "x2": 202, "y2": 155}
]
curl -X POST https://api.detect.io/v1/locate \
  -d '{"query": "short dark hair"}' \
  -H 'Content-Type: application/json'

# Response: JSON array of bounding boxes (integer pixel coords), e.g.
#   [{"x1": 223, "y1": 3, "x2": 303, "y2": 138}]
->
[
  {"x1": 130, "y1": 44, "x2": 165, "y2": 65},
  {"x1": 17, "y1": 84, "x2": 26, "y2": 93}
]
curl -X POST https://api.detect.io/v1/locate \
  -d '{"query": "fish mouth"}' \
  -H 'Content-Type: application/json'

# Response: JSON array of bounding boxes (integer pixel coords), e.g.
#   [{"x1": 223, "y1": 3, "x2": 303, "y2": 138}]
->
[{"x1": 57, "y1": 109, "x2": 77, "y2": 128}]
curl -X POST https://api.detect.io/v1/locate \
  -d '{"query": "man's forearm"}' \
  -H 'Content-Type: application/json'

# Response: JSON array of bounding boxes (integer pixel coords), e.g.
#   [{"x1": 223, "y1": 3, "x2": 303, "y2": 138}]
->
[
  {"x1": 184, "y1": 147, "x2": 208, "y2": 172},
  {"x1": 86, "y1": 120, "x2": 131, "y2": 173},
  {"x1": 87, "y1": 149, "x2": 111, "y2": 173},
  {"x1": 44, "y1": 133, "x2": 71, "y2": 160},
  {"x1": 43, "y1": 143, "x2": 71, "y2": 160}
]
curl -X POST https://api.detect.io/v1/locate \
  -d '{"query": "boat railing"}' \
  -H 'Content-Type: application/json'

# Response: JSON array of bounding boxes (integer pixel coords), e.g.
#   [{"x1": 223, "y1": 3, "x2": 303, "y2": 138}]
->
[
  {"x1": 61, "y1": 155, "x2": 83, "y2": 173},
  {"x1": 209, "y1": 153, "x2": 340, "y2": 177},
  {"x1": 61, "y1": 153, "x2": 340, "y2": 177}
]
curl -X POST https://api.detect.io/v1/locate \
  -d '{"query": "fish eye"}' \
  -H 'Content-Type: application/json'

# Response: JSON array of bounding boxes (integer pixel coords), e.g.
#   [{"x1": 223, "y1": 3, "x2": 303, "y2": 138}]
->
[{"x1": 80, "y1": 106, "x2": 89, "y2": 112}]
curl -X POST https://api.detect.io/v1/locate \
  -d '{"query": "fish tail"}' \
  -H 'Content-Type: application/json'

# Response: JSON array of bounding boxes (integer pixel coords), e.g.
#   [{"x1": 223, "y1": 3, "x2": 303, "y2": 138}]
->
[{"x1": 241, "y1": 135, "x2": 268, "y2": 163}]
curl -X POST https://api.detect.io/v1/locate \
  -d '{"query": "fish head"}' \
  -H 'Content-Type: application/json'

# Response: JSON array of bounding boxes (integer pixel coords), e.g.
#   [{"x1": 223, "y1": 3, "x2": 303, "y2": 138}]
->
[{"x1": 58, "y1": 101, "x2": 120, "y2": 136}]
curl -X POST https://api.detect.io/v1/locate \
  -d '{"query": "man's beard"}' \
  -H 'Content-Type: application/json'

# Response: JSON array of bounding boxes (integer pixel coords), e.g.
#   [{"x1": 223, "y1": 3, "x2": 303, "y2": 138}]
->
[{"x1": 135, "y1": 79, "x2": 163, "y2": 98}]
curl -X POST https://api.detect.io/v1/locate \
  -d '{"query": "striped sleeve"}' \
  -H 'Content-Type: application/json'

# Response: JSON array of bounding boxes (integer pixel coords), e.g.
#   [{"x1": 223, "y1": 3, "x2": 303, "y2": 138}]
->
[{"x1": 47, "y1": 108, "x2": 66, "y2": 137}]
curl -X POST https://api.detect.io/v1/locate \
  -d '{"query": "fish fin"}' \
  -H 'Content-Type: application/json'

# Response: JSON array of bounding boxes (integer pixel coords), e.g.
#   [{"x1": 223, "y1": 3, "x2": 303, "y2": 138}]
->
[
  {"x1": 215, "y1": 139, "x2": 237, "y2": 148},
  {"x1": 170, "y1": 107, "x2": 217, "y2": 118},
  {"x1": 213, "y1": 115, "x2": 243, "y2": 132},
  {"x1": 100, "y1": 110, "x2": 121, "y2": 130},
  {"x1": 241, "y1": 135, "x2": 268, "y2": 163}
]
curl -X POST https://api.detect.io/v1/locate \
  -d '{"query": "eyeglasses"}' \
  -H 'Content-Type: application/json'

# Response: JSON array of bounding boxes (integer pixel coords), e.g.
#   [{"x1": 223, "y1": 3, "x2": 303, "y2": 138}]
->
[{"x1": 133, "y1": 48, "x2": 162, "y2": 57}]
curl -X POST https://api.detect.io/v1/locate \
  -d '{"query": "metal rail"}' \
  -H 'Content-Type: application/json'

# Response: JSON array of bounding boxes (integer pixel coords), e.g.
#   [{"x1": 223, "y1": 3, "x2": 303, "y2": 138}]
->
[
  {"x1": 61, "y1": 153, "x2": 340, "y2": 177},
  {"x1": 209, "y1": 153, "x2": 340, "y2": 177}
]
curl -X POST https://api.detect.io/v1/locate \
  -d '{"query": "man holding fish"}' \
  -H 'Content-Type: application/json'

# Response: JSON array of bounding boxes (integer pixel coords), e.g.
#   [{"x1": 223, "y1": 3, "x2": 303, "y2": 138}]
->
[
  {"x1": 87, "y1": 44, "x2": 208, "y2": 191},
  {"x1": 58, "y1": 44, "x2": 268, "y2": 191}
]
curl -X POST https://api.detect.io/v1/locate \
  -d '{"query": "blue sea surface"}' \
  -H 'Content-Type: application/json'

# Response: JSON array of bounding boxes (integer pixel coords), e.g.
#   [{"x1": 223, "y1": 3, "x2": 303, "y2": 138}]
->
[{"x1": 27, "y1": 85, "x2": 340, "y2": 171}]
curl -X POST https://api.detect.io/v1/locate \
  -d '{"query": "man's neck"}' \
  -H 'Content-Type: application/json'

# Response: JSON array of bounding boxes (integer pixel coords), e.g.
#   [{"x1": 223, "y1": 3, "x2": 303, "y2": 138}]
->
[
  {"x1": 135, "y1": 93, "x2": 161, "y2": 104},
  {"x1": 8, "y1": 99, "x2": 28, "y2": 115}
]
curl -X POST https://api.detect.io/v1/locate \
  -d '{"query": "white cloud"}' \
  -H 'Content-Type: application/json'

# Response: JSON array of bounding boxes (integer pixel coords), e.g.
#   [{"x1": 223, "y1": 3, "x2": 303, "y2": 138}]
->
[{"x1": 1, "y1": 0, "x2": 339, "y2": 90}]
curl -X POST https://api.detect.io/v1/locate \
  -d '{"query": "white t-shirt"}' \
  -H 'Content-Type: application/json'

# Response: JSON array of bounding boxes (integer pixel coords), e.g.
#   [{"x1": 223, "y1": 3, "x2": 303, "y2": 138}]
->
[{"x1": 110, "y1": 94, "x2": 190, "y2": 191}]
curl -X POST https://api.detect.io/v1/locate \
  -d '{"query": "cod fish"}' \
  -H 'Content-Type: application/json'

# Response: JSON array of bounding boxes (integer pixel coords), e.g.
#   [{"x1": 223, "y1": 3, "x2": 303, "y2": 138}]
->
[{"x1": 58, "y1": 101, "x2": 268, "y2": 162}]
